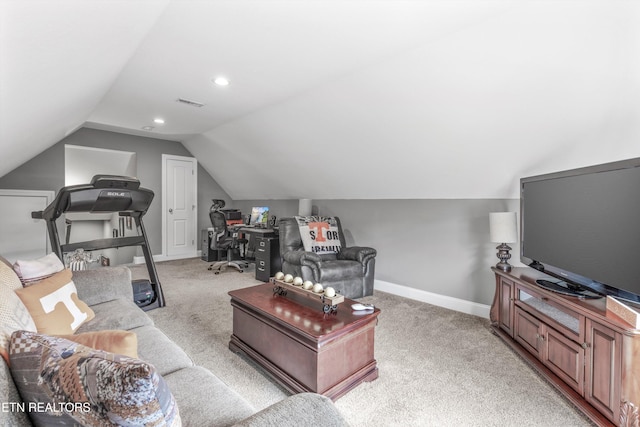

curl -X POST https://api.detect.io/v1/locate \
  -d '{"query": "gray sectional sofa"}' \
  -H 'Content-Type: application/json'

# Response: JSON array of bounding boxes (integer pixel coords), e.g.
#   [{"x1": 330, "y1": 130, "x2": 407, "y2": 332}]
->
[{"x1": 1, "y1": 266, "x2": 349, "y2": 426}]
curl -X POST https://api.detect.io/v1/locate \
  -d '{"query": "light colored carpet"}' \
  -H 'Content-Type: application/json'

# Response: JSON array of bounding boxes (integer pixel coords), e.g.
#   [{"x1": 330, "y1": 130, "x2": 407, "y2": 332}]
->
[{"x1": 131, "y1": 258, "x2": 593, "y2": 427}]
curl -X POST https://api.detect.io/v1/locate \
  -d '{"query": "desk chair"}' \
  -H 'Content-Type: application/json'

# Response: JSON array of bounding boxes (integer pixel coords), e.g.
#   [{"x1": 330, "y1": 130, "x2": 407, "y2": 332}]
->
[{"x1": 207, "y1": 200, "x2": 248, "y2": 274}]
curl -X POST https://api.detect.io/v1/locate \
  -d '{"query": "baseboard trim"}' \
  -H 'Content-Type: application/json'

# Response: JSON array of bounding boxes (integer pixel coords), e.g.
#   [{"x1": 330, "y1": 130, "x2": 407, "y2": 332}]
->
[
  {"x1": 374, "y1": 279, "x2": 490, "y2": 319},
  {"x1": 130, "y1": 256, "x2": 489, "y2": 318},
  {"x1": 133, "y1": 251, "x2": 200, "y2": 265}
]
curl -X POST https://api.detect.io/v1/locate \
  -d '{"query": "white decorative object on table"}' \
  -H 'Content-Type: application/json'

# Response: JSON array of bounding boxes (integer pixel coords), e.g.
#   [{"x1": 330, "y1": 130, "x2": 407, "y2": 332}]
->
[{"x1": 270, "y1": 278, "x2": 344, "y2": 313}]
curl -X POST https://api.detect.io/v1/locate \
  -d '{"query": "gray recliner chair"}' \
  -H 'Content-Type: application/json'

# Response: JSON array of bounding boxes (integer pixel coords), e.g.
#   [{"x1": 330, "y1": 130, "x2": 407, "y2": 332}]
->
[{"x1": 278, "y1": 216, "x2": 376, "y2": 299}]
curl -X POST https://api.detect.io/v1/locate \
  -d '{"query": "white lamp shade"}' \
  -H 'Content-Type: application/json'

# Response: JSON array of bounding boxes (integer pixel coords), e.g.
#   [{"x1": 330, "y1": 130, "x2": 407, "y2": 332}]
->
[
  {"x1": 298, "y1": 198, "x2": 312, "y2": 216},
  {"x1": 490, "y1": 212, "x2": 517, "y2": 243}
]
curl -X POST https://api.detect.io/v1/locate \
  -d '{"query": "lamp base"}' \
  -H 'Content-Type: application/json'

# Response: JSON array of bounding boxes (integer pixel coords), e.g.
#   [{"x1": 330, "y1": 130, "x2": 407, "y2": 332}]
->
[{"x1": 495, "y1": 243, "x2": 513, "y2": 272}]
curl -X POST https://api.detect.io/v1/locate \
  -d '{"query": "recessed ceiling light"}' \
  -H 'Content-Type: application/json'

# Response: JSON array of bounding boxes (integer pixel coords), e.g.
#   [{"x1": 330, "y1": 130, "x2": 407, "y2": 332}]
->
[
  {"x1": 213, "y1": 77, "x2": 230, "y2": 86},
  {"x1": 154, "y1": 118, "x2": 165, "y2": 124},
  {"x1": 142, "y1": 126, "x2": 154, "y2": 131}
]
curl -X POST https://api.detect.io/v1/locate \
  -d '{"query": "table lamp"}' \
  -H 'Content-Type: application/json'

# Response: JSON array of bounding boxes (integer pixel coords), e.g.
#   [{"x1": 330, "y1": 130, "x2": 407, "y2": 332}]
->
[
  {"x1": 298, "y1": 198, "x2": 312, "y2": 217},
  {"x1": 490, "y1": 212, "x2": 517, "y2": 272}
]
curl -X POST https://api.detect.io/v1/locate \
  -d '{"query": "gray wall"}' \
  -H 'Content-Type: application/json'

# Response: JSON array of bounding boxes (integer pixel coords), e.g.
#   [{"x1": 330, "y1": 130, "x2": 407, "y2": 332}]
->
[
  {"x1": 0, "y1": 127, "x2": 522, "y2": 307},
  {"x1": 0, "y1": 128, "x2": 230, "y2": 255},
  {"x1": 233, "y1": 198, "x2": 521, "y2": 306}
]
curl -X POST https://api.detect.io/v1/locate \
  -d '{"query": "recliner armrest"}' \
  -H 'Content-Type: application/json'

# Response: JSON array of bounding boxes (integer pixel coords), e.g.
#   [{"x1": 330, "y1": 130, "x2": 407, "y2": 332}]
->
[
  {"x1": 283, "y1": 250, "x2": 322, "y2": 265},
  {"x1": 338, "y1": 246, "x2": 377, "y2": 264}
]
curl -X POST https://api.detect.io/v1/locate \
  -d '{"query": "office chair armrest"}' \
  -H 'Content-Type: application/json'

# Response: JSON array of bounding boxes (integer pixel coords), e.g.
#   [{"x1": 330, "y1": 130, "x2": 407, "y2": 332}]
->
[
  {"x1": 338, "y1": 246, "x2": 377, "y2": 264},
  {"x1": 283, "y1": 250, "x2": 322, "y2": 265}
]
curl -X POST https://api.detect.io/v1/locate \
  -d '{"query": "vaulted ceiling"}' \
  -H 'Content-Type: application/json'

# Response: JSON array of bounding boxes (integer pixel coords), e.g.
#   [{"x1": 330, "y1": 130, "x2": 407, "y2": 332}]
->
[{"x1": 2, "y1": 1, "x2": 639, "y2": 199}]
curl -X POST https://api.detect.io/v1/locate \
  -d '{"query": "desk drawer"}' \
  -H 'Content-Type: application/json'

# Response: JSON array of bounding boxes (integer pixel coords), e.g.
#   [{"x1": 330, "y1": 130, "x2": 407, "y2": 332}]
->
[
  {"x1": 255, "y1": 238, "x2": 272, "y2": 258},
  {"x1": 254, "y1": 237, "x2": 281, "y2": 282}
]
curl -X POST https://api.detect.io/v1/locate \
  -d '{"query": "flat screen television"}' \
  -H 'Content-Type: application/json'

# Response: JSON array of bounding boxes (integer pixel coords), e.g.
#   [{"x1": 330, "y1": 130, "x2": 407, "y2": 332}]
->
[{"x1": 520, "y1": 157, "x2": 640, "y2": 302}]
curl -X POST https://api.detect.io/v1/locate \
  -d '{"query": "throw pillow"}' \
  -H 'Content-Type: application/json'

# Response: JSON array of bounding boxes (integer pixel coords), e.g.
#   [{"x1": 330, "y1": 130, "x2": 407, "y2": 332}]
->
[
  {"x1": 13, "y1": 252, "x2": 64, "y2": 286},
  {"x1": 9, "y1": 330, "x2": 181, "y2": 427},
  {"x1": 0, "y1": 284, "x2": 37, "y2": 364},
  {"x1": 0, "y1": 259, "x2": 23, "y2": 291},
  {"x1": 0, "y1": 254, "x2": 12, "y2": 268},
  {"x1": 14, "y1": 268, "x2": 95, "y2": 335},
  {"x1": 295, "y1": 216, "x2": 342, "y2": 255},
  {"x1": 57, "y1": 330, "x2": 138, "y2": 359}
]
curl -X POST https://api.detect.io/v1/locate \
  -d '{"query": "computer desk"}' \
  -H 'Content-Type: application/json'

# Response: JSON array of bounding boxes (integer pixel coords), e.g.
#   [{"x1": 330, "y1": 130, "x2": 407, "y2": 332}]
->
[
  {"x1": 234, "y1": 225, "x2": 278, "y2": 238},
  {"x1": 232, "y1": 225, "x2": 280, "y2": 281}
]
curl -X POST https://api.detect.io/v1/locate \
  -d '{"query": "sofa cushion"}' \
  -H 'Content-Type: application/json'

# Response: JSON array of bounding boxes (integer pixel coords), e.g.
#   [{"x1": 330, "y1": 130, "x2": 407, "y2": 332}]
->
[
  {"x1": 0, "y1": 357, "x2": 31, "y2": 426},
  {"x1": 0, "y1": 283, "x2": 36, "y2": 364},
  {"x1": 164, "y1": 366, "x2": 255, "y2": 427},
  {"x1": 14, "y1": 268, "x2": 95, "y2": 335},
  {"x1": 233, "y1": 393, "x2": 350, "y2": 427},
  {"x1": 9, "y1": 330, "x2": 181, "y2": 427},
  {"x1": 77, "y1": 297, "x2": 153, "y2": 332},
  {"x1": 13, "y1": 252, "x2": 64, "y2": 286},
  {"x1": 134, "y1": 325, "x2": 194, "y2": 376},
  {"x1": 57, "y1": 330, "x2": 138, "y2": 359},
  {"x1": 73, "y1": 266, "x2": 134, "y2": 305}
]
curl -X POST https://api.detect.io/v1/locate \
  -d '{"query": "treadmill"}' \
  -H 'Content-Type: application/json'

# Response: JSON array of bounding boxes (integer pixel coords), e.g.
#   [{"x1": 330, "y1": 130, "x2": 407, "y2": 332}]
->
[{"x1": 32, "y1": 175, "x2": 165, "y2": 310}]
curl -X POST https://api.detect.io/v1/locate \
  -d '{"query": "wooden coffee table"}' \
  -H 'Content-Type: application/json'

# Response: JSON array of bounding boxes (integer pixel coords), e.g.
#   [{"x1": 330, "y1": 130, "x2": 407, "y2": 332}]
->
[{"x1": 228, "y1": 283, "x2": 380, "y2": 400}]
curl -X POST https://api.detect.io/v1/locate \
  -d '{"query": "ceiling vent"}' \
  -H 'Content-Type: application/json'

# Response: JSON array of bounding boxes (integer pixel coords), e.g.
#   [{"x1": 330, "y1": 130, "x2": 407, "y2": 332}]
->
[{"x1": 177, "y1": 98, "x2": 205, "y2": 108}]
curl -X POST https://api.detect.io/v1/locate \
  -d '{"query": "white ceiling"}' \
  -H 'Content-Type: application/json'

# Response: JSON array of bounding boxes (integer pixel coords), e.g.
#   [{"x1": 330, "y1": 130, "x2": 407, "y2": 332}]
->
[{"x1": 2, "y1": 0, "x2": 640, "y2": 199}]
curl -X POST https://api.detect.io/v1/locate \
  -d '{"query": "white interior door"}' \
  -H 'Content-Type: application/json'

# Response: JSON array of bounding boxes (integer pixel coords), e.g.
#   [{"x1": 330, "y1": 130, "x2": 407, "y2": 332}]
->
[
  {"x1": 0, "y1": 190, "x2": 55, "y2": 262},
  {"x1": 162, "y1": 155, "x2": 197, "y2": 258}
]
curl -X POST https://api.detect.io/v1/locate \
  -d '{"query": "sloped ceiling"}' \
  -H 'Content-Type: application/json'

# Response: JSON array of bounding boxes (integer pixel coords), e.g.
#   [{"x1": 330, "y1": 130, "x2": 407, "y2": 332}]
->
[
  {"x1": 0, "y1": 0, "x2": 171, "y2": 177},
  {"x1": 2, "y1": 1, "x2": 640, "y2": 199}
]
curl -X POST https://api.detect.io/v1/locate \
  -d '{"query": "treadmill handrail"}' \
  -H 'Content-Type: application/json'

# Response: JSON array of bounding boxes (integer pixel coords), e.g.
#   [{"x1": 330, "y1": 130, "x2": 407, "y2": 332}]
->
[
  {"x1": 35, "y1": 176, "x2": 153, "y2": 221},
  {"x1": 61, "y1": 236, "x2": 147, "y2": 253}
]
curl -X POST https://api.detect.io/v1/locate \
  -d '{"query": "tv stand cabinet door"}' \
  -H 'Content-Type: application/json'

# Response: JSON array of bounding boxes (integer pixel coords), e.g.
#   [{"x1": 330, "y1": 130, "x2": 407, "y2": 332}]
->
[
  {"x1": 498, "y1": 276, "x2": 515, "y2": 337},
  {"x1": 544, "y1": 326, "x2": 585, "y2": 396},
  {"x1": 585, "y1": 319, "x2": 621, "y2": 423},
  {"x1": 514, "y1": 307, "x2": 543, "y2": 358}
]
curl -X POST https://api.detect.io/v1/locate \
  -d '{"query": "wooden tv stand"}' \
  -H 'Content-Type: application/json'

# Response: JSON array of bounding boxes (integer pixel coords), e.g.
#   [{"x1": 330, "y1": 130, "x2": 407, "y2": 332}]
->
[{"x1": 490, "y1": 267, "x2": 640, "y2": 427}]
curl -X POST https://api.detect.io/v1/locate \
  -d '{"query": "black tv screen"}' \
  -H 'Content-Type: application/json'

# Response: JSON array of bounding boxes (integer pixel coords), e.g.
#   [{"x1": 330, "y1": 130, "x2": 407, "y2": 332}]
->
[{"x1": 521, "y1": 158, "x2": 640, "y2": 302}]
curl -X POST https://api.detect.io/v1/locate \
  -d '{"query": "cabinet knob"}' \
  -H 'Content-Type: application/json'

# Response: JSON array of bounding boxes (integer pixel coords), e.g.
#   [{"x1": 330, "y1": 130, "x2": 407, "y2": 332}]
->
[{"x1": 581, "y1": 342, "x2": 590, "y2": 349}]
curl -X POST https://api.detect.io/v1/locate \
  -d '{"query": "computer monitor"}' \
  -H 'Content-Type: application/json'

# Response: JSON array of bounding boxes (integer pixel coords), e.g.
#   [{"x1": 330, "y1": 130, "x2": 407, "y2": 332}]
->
[{"x1": 249, "y1": 206, "x2": 269, "y2": 225}]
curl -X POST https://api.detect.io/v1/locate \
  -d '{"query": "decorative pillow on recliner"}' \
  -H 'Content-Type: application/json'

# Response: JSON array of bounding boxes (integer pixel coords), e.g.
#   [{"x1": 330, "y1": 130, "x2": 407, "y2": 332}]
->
[
  {"x1": 9, "y1": 330, "x2": 180, "y2": 427},
  {"x1": 295, "y1": 216, "x2": 342, "y2": 255},
  {"x1": 14, "y1": 268, "x2": 95, "y2": 335}
]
